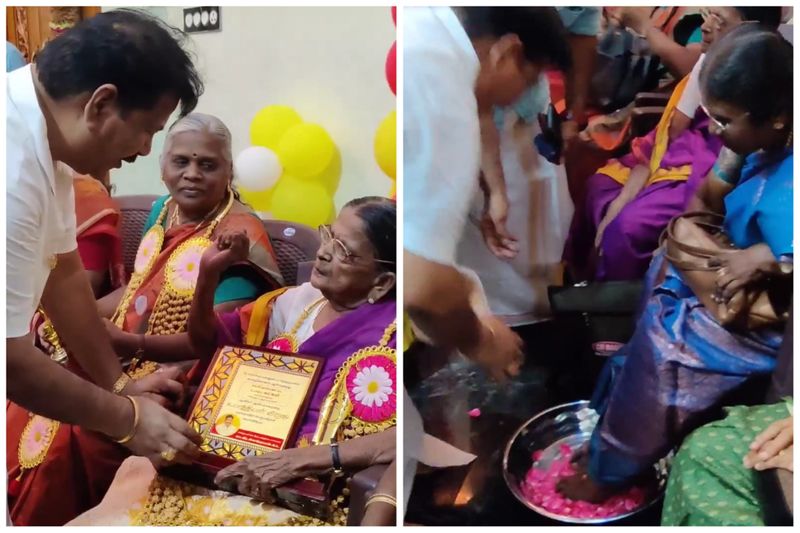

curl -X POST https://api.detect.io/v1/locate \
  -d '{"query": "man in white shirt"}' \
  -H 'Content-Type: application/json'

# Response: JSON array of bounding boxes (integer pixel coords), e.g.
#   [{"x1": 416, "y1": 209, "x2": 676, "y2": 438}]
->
[
  {"x1": 403, "y1": 6, "x2": 570, "y2": 511},
  {"x1": 7, "y1": 10, "x2": 205, "y2": 486},
  {"x1": 214, "y1": 415, "x2": 238, "y2": 437},
  {"x1": 405, "y1": 5, "x2": 570, "y2": 385}
]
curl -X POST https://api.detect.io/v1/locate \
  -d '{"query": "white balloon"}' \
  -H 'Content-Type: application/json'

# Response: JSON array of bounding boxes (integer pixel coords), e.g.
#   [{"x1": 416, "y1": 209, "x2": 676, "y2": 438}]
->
[{"x1": 234, "y1": 146, "x2": 282, "y2": 192}]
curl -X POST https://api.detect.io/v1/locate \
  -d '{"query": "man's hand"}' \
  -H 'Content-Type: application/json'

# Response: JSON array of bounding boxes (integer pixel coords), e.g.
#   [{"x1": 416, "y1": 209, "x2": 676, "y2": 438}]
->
[
  {"x1": 464, "y1": 315, "x2": 524, "y2": 382},
  {"x1": 117, "y1": 395, "x2": 203, "y2": 468},
  {"x1": 480, "y1": 192, "x2": 519, "y2": 259}
]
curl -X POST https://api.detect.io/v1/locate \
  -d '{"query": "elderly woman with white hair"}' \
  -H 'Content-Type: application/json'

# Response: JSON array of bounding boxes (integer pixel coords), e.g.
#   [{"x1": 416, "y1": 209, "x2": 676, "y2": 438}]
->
[{"x1": 6, "y1": 112, "x2": 283, "y2": 526}]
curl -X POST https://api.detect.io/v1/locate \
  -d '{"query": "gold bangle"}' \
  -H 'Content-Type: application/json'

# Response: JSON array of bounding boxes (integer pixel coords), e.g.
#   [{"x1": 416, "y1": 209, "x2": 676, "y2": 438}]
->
[
  {"x1": 113, "y1": 395, "x2": 139, "y2": 444},
  {"x1": 365, "y1": 493, "x2": 397, "y2": 508},
  {"x1": 112, "y1": 372, "x2": 132, "y2": 394}
]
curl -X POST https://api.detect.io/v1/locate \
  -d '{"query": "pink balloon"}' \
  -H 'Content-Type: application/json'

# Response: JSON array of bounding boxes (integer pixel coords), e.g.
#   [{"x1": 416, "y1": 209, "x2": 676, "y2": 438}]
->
[
  {"x1": 385, "y1": 41, "x2": 396, "y2": 95},
  {"x1": 391, "y1": 6, "x2": 396, "y2": 25}
]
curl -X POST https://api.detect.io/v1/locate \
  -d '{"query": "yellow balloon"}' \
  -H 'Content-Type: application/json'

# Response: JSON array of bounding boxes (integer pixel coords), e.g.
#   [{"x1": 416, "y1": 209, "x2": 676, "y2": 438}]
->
[
  {"x1": 239, "y1": 186, "x2": 273, "y2": 213},
  {"x1": 277, "y1": 123, "x2": 335, "y2": 179},
  {"x1": 250, "y1": 105, "x2": 302, "y2": 150},
  {"x1": 374, "y1": 110, "x2": 396, "y2": 180},
  {"x1": 316, "y1": 147, "x2": 342, "y2": 195},
  {"x1": 270, "y1": 176, "x2": 333, "y2": 228},
  {"x1": 326, "y1": 201, "x2": 338, "y2": 224},
  {"x1": 389, "y1": 181, "x2": 396, "y2": 199}
]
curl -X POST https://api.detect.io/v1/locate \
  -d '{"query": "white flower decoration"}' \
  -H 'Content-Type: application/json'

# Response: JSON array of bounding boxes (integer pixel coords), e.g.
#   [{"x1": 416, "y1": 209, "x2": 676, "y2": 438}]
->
[{"x1": 352, "y1": 365, "x2": 393, "y2": 407}]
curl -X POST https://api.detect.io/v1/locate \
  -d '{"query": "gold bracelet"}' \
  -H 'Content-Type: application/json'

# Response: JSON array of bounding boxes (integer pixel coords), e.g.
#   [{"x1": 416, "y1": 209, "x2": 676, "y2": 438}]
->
[
  {"x1": 365, "y1": 493, "x2": 397, "y2": 508},
  {"x1": 112, "y1": 372, "x2": 132, "y2": 394},
  {"x1": 113, "y1": 395, "x2": 140, "y2": 444}
]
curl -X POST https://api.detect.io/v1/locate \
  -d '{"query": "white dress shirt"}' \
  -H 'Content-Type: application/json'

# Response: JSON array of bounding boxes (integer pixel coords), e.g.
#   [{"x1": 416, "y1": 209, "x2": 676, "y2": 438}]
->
[
  {"x1": 403, "y1": 7, "x2": 481, "y2": 267},
  {"x1": 7, "y1": 65, "x2": 77, "y2": 338}
]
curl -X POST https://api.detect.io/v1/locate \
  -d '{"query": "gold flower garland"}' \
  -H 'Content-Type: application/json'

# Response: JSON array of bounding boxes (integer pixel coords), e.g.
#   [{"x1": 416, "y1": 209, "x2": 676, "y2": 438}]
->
[{"x1": 111, "y1": 194, "x2": 234, "y2": 378}]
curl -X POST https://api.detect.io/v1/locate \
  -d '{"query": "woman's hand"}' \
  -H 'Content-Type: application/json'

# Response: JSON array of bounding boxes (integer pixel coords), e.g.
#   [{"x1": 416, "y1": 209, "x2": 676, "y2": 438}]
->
[
  {"x1": 744, "y1": 416, "x2": 793, "y2": 472},
  {"x1": 102, "y1": 318, "x2": 128, "y2": 356},
  {"x1": 214, "y1": 445, "x2": 330, "y2": 501},
  {"x1": 200, "y1": 231, "x2": 250, "y2": 275},
  {"x1": 710, "y1": 244, "x2": 777, "y2": 302},
  {"x1": 610, "y1": 7, "x2": 653, "y2": 35},
  {"x1": 594, "y1": 196, "x2": 626, "y2": 250},
  {"x1": 121, "y1": 366, "x2": 187, "y2": 410}
]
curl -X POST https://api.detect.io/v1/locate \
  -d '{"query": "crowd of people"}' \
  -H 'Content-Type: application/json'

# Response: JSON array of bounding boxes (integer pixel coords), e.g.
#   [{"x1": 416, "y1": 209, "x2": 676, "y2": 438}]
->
[
  {"x1": 7, "y1": 9, "x2": 396, "y2": 527},
  {"x1": 404, "y1": 6, "x2": 792, "y2": 527}
]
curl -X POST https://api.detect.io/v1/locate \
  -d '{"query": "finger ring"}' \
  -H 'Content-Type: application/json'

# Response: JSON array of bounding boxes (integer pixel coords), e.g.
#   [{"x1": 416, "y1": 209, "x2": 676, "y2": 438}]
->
[{"x1": 160, "y1": 448, "x2": 177, "y2": 462}]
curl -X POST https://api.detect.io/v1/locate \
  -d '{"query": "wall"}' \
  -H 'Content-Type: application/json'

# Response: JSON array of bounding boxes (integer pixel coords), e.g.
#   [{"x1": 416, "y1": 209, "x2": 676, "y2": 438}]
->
[{"x1": 105, "y1": 6, "x2": 396, "y2": 210}]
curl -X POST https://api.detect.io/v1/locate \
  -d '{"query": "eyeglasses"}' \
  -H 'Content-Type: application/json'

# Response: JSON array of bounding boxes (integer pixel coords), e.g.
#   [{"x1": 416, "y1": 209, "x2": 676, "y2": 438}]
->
[
  {"x1": 699, "y1": 103, "x2": 749, "y2": 133},
  {"x1": 318, "y1": 225, "x2": 395, "y2": 266}
]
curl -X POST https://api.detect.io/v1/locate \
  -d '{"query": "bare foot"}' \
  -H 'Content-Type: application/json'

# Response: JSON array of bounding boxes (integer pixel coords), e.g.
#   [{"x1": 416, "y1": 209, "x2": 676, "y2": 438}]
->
[{"x1": 557, "y1": 460, "x2": 616, "y2": 503}]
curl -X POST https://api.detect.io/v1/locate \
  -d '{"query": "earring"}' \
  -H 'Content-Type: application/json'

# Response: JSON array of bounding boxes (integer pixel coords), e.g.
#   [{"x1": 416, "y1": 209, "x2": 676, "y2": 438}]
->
[
  {"x1": 774, "y1": 122, "x2": 786, "y2": 130},
  {"x1": 368, "y1": 297, "x2": 375, "y2": 304}
]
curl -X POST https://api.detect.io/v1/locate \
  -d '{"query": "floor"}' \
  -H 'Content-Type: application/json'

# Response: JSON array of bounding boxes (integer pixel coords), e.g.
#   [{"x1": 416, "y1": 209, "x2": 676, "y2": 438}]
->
[{"x1": 404, "y1": 320, "x2": 663, "y2": 526}]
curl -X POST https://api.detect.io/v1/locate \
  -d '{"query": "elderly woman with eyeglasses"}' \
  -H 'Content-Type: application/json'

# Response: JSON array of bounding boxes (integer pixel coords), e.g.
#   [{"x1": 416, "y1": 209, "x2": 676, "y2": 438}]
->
[
  {"x1": 68, "y1": 196, "x2": 398, "y2": 526},
  {"x1": 562, "y1": 7, "x2": 782, "y2": 283}
]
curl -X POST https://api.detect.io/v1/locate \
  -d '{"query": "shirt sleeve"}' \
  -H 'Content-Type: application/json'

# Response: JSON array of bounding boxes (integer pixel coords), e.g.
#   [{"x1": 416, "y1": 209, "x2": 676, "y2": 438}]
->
[
  {"x1": 56, "y1": 182, "x2": 78, "y2": 254},
  {"x1": 675, "y1": 55, "x2": 704, "y2": 118},
  {"x1": 403, "y1": 44, "x2": 481, "y2": 266},
  {"x1": 757, "y1": 156, "x2": 794, "y2": 259},
  {"x1": 7, "y1": 151, "x2": 47, "y2": 338}
]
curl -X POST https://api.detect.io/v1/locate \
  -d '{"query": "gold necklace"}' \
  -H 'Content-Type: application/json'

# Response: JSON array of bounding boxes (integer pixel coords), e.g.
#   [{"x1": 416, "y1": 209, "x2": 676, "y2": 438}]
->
[
  {"x1": 113, "y1": 193, "x2": 235, "y2": 378},
  {"x1": 168, "y1": 202, "x2": 222, "y2": 231},
  {"x1": 265, "y1": 297, "x2": 327, "y2": 353}
]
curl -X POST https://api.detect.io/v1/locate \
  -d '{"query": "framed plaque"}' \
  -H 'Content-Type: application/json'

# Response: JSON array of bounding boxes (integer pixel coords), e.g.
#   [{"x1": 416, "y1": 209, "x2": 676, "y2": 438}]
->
[
  {"x1": 164, "y1": 345, "x2": 322, "y2": 481},
  {"x1": 162, "y1": 344, "x2": 340, "y2": 520}
]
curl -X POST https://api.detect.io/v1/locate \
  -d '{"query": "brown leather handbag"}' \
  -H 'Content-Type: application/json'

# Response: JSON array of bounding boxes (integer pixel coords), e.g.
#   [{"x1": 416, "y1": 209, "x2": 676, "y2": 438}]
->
[{"x1": 661, "y1": 211, "x2": 788, "y2": 330}]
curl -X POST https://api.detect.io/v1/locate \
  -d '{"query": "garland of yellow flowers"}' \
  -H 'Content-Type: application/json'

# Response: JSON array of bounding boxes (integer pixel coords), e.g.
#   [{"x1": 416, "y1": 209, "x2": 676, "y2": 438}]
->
[{"x1": 112, "y1": 193, "x2": 234, "y2": 378}]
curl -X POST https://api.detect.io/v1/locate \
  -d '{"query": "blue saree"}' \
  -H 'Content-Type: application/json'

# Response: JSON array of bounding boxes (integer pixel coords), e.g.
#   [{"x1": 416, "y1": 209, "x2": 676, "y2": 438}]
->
[{"x1": 587, "y1": 148, "x2": 793, "y2": 487}]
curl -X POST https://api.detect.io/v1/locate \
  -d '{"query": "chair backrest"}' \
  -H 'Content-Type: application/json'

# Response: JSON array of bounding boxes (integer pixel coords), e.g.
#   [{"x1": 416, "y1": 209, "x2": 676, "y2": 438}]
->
[
  {"x1": 115, "y1": 194, "x2": 159, "y2": 277},
  {"x1": 262, "y1": 219, "x2": 321, "y2": 287}
]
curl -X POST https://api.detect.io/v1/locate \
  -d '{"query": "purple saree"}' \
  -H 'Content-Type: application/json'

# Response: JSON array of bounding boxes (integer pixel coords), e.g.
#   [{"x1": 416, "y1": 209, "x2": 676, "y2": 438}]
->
[
  {"x1": 563, "y1": 110, "x2": 722, "y2": 282},
  {"x1": 214, "y1": 293, "x2": 397, "y2": 446}
]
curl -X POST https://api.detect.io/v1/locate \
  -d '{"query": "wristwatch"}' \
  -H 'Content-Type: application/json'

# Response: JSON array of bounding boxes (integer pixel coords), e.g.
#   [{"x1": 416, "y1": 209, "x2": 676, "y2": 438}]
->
[{"x1": 330, "y1": 440, "x2": 344, "y2": 477}]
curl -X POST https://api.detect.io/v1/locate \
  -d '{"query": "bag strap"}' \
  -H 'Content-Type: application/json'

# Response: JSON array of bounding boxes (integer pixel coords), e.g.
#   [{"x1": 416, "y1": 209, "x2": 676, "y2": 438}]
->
[{"x1": 660, "y1": 211, "x2": 726, "y2": 271}]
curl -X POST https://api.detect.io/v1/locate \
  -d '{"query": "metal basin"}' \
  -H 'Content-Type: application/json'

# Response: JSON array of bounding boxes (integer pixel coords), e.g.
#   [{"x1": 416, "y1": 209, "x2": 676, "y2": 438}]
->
[{"x1": 503, "y1": 401, "x2": 667, "y2": 524}]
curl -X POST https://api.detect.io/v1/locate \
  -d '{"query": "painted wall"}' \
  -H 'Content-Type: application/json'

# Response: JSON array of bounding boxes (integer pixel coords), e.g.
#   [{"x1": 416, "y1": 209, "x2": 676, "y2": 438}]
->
[{"x1": 105, "y1": 6, "x2": 396, "y2": 210}]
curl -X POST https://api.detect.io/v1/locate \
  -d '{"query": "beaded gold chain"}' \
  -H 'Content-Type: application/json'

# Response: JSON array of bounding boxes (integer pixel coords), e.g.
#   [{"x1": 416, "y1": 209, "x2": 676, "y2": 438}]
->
[{"x1": 112, "y1": 193, "x2": 235, "y2": 378}]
